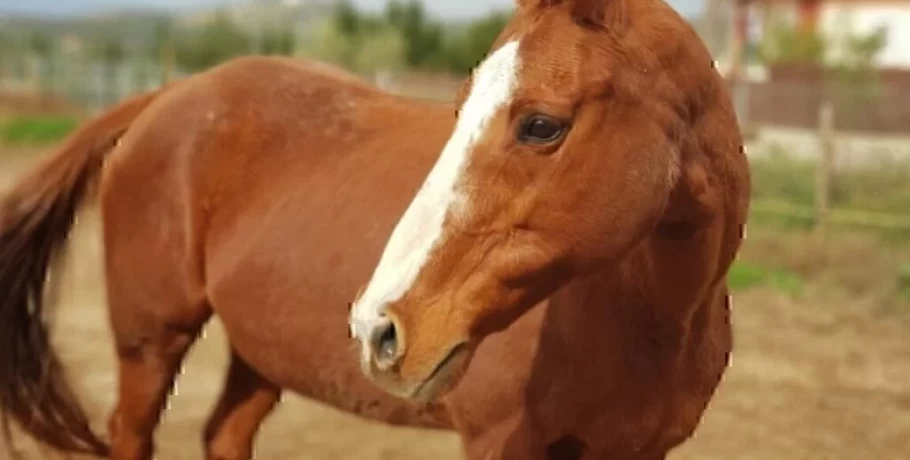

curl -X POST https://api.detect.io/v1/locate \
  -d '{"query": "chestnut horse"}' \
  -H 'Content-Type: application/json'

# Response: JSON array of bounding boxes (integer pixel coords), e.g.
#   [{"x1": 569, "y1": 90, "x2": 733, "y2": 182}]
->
[{"x1": 0, "y1": 0, "x2": 750, "y2": 459}]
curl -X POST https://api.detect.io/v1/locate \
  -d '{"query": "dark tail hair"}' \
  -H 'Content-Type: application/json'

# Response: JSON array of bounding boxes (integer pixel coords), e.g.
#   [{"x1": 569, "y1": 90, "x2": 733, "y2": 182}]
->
[{"x1": 0, "y1": 88, "x2": 162, "y2": 457}]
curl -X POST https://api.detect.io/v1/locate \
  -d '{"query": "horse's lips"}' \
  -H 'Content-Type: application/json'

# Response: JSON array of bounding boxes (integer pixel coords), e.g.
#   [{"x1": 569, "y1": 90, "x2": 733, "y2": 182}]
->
[
  {"x1": 409, "y1": 342, "x2": 471, "y2": 402},
  {"x1": 362, "y1": 341, "x2": 471, "y2": 402}
]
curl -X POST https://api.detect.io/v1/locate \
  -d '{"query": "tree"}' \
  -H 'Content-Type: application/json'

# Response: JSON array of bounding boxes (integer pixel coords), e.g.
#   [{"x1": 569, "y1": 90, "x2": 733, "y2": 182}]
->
[
  {"x1": 301, "y1": 19, "x2": 359, "y2": 69},
  {"x1": 0, "y1": 32, "x2": 11, "y2": 54},
  {"x1": 0, "y1": 31, "x2": 19, "y2": 65},
  {"x1": 758, "y1": 19, "x2": 826, "y2": 66},
  {"x1": 26, "y1": 32, "x2": 53, "y2": 58},
  {"x1": 830, "y1": 25, "x2": 887, "y2": 109},
  {"x1": 149, "y1": 18, "x2": 177, "y2": 81},
  {"x1": 441, "y1": 11, "x2": 510, "y2": 75},
  {"x1": 335, "y1": 0, "x2": 362, "y2": 37},
  {"x1": 148, "y1": 19, "x2": 175, "y2": 59},
  {"x1": 384, "y1": 0, "x2": 443, "y2": 68},
  {"x1": 354, "y1": 25, "x2": 407, "y2": 74},
  {"x1": 261, "y1": 25, "x2": 297, "y2": 56},
  {"x1": 301, "y1": 2, "x2": 510, "y2": 76},
  {"x1": 91, "y1": 34, "x2": 126, "y2": 65},
  {"x1": 300, "y1": 18, "x2": 406, "y2": 75},
  {"x1": 175, "y1": 12, "x2": 253, "y2": 72}
]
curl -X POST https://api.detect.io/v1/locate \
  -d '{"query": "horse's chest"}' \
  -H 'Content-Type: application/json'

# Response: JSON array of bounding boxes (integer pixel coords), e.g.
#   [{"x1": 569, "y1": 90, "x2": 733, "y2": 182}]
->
[{"x1": 465, "y1": 340, "x2": 679, "y2": 453}]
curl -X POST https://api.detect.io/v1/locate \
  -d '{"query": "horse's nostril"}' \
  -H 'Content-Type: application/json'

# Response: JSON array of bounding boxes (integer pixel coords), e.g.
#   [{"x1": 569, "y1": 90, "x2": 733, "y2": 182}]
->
[{"x1": 373, "y1": 320, "x2": 399, "y2": 363}]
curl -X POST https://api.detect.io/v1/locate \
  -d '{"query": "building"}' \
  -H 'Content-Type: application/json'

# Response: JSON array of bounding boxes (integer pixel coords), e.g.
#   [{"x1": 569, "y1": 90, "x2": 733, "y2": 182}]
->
[
  {"x1": 719, "y1": 0, "x2": 910, "y2": 136},
  {"x1": 748, "y1": 0, "x2": 910, "y2": 69}
]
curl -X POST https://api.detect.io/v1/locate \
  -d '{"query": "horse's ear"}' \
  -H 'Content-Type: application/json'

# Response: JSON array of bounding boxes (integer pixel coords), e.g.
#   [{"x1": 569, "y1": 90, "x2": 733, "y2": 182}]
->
[
  {"x1": 515, "y1": 0, "x2": 561, "y2": 11},
  {"x1": 516, "y1": 0, "x2": 608, "y2": 27},
  {"x1": 571, "y1": 0, "x2": 607, "y2": 27}
]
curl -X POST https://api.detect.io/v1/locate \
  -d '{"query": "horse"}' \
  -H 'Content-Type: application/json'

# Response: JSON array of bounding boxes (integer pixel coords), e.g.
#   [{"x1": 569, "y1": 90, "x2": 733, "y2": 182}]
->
[{"x1": 0, "y1": 0, "x2": 750, "y2": 458}]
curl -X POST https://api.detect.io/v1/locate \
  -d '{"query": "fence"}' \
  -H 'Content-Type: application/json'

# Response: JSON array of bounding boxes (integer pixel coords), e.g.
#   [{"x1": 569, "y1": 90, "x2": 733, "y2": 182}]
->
[
  {"x1": 382, "y1": 73, "x2": 910, "y2": 236},
  {"x1": 732, "y1": 67, "x2": 910, "y2": 136},
  {"x1": 0, "y1": 53, "x2": 182, "y2": 115},
  {"x1": 2, "y1": 53, "x2": 908, "y2": 236},
  {"x1": 745, "y1": 91, "x2": 910, "y2": 235},
  {"x1": 0, "y1": 53, "x2": 460, "y2": 113}
]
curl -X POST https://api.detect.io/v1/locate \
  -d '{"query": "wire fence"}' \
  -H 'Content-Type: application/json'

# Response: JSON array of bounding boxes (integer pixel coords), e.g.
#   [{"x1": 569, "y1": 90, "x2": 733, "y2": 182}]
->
[
  {"x1": 1, "y1": 53, "x2": 909, "y2": 236},
  {"x1": 0, "y1": 53, "x2": 183, "y2": 114},
  {"x1": 0, "y1": 53, "x2": 460, "y2": 113},
  {"x1": 745, "y1": 93, "x2": 910, "y2": 235}
]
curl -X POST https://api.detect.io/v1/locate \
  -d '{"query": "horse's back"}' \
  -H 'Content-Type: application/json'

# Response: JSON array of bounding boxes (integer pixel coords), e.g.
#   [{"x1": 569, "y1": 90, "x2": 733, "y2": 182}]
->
[{"x1": 99, "y1": 54, "x2": 407, "y2": 281}]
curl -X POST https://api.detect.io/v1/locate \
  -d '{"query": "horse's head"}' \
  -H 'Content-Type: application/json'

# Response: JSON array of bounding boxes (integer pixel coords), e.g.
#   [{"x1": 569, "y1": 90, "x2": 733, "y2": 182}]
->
[{"x1": 350, "y1": 0, "x2": 722, "y2": 401}]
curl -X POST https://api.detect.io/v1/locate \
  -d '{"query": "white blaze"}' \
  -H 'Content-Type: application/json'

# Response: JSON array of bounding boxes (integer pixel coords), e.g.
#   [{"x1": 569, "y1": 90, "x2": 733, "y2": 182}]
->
[{"x1": 350, "y1": 40, "x2": 521, "y2": 340}]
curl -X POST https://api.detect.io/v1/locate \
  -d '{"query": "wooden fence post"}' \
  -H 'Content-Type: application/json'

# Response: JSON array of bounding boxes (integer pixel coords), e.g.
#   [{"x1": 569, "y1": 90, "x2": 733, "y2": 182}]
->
[
  {"x1": 728, "y1": 0, "x2": 751, "y2": 126},
  {"x1": 815, "y1": 99, "x2": 835, "y2": 236}
]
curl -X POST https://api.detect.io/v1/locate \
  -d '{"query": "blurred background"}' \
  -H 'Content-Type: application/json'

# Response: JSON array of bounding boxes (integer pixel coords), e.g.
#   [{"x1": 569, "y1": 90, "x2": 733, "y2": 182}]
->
[{"x1": 1, "y1": 0, "x2": 908, "y2": 459}]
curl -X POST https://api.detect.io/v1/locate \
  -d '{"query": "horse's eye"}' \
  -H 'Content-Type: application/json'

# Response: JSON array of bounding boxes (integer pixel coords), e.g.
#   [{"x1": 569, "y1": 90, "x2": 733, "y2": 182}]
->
[{"x1": 517, "y1": 115, "x2": 567, "y2": 145}]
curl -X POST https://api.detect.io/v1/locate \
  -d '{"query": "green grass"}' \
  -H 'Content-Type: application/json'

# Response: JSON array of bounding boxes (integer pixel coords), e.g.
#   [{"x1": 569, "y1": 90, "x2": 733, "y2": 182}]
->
[
  {"x1": 750, "y1": 146, "x2": 817, "y2": 208},
  {"x1": 899, "y1": 263, "x2": 910, "y2": 301},
  {"x1": 748, "y1": 145, "x2": 910, "y2": 241},
  {"x1": 734, "y1": 223, "x2": 910, "y2": 312},
  {"x1": 0, "y1": 115, "x2": 79, "y2": 146},
  {"x1": 729, "y1": 260, "x2": 805, "y2": 295},
  {"x1": 750, "y1": 144, "x2": 910, "y2": 214}
]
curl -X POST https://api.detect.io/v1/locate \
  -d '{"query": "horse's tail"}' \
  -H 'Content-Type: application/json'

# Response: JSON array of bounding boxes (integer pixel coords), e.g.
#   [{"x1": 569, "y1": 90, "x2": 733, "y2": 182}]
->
[{"x1": 0, "y1": 87, "x2": 164, "y2": 457}]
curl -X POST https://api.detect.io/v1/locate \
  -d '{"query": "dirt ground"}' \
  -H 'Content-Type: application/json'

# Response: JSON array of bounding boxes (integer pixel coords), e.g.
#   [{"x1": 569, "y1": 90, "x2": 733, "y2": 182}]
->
[{"x1": 2, "y1": 153, "x2": 909, "y2": 460}]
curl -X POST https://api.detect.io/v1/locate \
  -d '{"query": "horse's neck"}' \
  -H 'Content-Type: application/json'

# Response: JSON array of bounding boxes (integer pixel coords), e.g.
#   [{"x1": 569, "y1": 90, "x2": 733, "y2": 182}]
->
[{"x1": 551, "y1": 227, "x2": 727, "y2": 368}]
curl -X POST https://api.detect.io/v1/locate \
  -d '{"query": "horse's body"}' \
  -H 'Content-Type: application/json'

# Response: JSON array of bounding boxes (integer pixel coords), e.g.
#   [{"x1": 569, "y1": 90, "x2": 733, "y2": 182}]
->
[{"x1": 0, "y1": 1, "x2": 750, "y2": 459}]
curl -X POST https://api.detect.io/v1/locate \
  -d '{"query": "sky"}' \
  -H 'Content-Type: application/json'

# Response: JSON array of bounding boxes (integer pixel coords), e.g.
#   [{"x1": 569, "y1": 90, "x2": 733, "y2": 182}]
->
[{"x1": 0, "y1": 0, "x2": 705, "y2": 19}]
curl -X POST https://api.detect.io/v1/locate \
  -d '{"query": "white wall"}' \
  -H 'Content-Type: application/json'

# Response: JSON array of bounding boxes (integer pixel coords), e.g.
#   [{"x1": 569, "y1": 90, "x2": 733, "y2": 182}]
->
[{"x1": 818, "y1": 3, "x2": 910, "y2": 69}]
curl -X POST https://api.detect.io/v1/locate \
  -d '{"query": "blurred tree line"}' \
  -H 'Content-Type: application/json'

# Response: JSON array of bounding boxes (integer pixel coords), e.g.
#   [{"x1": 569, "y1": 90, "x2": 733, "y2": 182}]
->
[
  {"x1": 0, "y1": 0, "x2": 510, "y2": 77},
  {"x1": 301, "y1": 0, "x2": 510, "y2": 75},
  {"x1": 152, "y1": 13, "x2": 298, "y2": 72}
]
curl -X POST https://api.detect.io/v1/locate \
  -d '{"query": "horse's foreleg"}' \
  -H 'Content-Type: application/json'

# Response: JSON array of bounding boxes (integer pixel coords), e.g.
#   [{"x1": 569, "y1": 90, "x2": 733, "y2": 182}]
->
[
  {"x1": 203, "y1": 350, "x2": 281, "y2": 460},
  {"x1": 461, "y1": 417, "x2": 551, "y2": 460}
]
